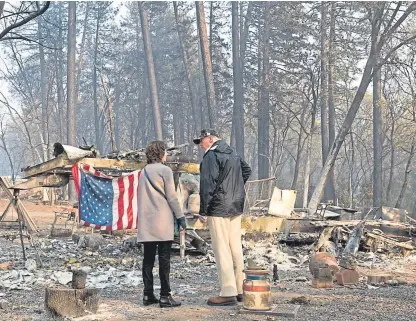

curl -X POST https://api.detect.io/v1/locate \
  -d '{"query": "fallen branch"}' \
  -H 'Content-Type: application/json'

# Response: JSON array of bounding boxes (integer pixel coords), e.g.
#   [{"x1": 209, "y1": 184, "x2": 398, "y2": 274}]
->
[{"x1": 310, "y1": 220, "x2": 413, "y2": 231}]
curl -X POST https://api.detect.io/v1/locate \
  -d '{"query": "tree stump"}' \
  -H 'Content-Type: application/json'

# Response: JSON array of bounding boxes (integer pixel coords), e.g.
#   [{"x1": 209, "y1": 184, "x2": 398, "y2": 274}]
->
[{"x1": 45, "y1": 287, "x2": 100, "y2": 318}]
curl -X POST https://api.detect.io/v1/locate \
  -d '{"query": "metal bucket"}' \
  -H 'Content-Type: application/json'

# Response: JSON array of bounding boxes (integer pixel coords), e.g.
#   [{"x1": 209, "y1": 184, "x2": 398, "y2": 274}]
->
[{"x1": 242, "y1": 269, "x2": 272, "y2": 311}]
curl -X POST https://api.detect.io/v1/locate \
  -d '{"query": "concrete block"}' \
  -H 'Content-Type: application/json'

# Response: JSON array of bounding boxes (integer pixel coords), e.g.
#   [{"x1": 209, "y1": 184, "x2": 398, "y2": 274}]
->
[{"x1": 336, "y1": 268, "x2": 359, "y2": 285}]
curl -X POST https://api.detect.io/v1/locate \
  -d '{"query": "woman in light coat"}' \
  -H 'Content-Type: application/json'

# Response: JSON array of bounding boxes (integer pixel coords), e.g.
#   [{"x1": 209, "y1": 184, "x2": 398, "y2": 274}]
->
[{"x1": 137, "y1": 140, "x2": 186, "y2": 308}]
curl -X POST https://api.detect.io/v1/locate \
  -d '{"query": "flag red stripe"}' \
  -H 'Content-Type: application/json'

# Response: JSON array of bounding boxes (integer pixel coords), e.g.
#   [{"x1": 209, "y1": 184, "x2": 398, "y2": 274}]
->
[
  {"x1": 126, "y1": 174, "x2": 134, "y2": 229},
  {"x1": 117, "y1": 177, "x2": 125, "y2": 230},
  {"x1": 72, "y1": 164, "x2": 81, "y2": 196}
]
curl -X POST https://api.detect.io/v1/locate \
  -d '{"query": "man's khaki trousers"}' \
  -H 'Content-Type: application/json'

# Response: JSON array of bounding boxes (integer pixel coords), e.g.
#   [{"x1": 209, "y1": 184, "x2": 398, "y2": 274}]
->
[{"x1": 207, "y1": 215, "x2": 244, "y2": 297}]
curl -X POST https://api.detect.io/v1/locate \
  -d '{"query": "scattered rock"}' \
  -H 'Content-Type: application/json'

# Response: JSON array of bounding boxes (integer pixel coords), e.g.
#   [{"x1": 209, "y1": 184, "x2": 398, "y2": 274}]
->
[
  {"x1": 25, "y1": 258, "x2": 37, "y2": 272},
  {"x1": 0, "y1": 299, "x2": 9, "y2": 310},
  {"x1": 52, "y1": 271, "x2": 73, "y2": 285},
  {"x1": 295, "y1": 276, "x2": 308, "y2": 282},
  {"x1": 289, "y1": 296, "x2": 310, "y2": 305},
  {"x1": 123, "y1": 236, "x2": 141, "y2": 250},
  {"x1": 387, "y1": 279, "x2": 399, "y2": 286},
  {"x1": 77, "y1": 234, "x2": 106, "y2": 250}
]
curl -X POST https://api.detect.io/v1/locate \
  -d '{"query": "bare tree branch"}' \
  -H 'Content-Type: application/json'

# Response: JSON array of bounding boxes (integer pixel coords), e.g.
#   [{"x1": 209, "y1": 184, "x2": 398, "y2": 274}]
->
[
  {"x1": 378, "y1": 2, "x2": 416, "y2": 50},
  {"x1": 0, "y1": 33, "x2": 60, "y2": 49},
  {"x1": 0, "y1": 1, "x2": 50, "y2": 40}
]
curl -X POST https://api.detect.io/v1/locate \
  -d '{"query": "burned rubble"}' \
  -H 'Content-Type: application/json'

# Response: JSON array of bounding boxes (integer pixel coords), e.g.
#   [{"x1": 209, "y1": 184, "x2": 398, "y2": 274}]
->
[
  {"x1": 0, "y1": 205, "x2": 416, "y2": 320},
  {"x1": 1, "y1": 157, "x2": 416, "y2": 320}
]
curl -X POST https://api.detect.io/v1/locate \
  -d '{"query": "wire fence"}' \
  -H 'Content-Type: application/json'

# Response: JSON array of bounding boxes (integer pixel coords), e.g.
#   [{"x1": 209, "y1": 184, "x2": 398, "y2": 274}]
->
[{"x1": 243, "y1": 177, "x2": 276, "y2": 215}]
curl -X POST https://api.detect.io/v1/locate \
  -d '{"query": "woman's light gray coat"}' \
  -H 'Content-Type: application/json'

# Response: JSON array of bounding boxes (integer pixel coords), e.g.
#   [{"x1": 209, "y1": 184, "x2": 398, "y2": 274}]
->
[{"x1": 137, "y1": 163, "x2": 184, "y2": 242}]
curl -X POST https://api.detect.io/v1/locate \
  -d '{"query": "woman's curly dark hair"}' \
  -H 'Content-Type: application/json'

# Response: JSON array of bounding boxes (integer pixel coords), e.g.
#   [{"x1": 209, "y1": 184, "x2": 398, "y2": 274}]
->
[{"x1": 146, "y1": 141, "x2": 167, "y2": 164}]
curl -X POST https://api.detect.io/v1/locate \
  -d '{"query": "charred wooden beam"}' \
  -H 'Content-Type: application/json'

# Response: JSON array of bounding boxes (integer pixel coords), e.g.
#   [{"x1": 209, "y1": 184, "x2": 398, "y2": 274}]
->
[{"x1": 22, "y1": 157, "x2": 199, "y2": 178}]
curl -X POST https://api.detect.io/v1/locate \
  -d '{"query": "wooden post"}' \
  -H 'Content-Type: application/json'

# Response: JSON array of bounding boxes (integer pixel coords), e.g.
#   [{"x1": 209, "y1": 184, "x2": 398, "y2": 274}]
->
[
  {"x1": 180, "y1": 229, "x2": 185, "y2": 259},
  {"x1": 14, "y1": 189, "x2": 26, "y2": 261}
]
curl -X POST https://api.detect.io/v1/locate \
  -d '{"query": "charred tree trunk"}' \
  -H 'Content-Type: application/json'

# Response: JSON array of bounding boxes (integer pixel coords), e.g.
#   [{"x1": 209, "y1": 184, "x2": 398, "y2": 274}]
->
[
  {"x1": 76, "y1": 2, "x2": 90, "y2": 95},
  {"x1": 231, "y1": 2, "x2": 252, "y2": 149},
  {"x1": 99, "y1": 74, "x2": 116, "y2": 153},
  {"x1": 232, "y1": 2, "x2": 244, "y2": 158},
  {"x1": 56, "y1": 4, "x2": 65, "y2": 143},
  {"x1": 386, "y1": 111, "x2": 395, "y2": 202},
  {"x1": 139, "y1": 2, "x2": 163, "y2": 140},
  {"x1": 0, "y1": 2, "x2": 5, "y2": 17},
  {"x1": 395, "y1": 138, "x2": 415, "y2": 209},
  {"x1": 291, "y1": 104, "x2": 307, "y2": 190},
  {"x1": 173, "y1": 2, "x2": 199, "y2": 133},
  {"x1": 209, "y1": 1, "x2": 213, "y2": 64},
  {"x1": 37, "y1": 17, "x2": 48, "y2": 162},
  {"x1": 67, "y1": 1, "x2": 77, "y2": 201},
  {"x1": 320, "y1": 2, "x2": 335, "y2": 202},
  {"x1": 240, "y1": 2, "x2": 252, "y2": 73},
  {"x1": 93, "y1": 9, "x2": 102, "y2": 152},
  {"x1": 196, "y1": 1, "x2": 215, "y2": 128},
  {"x1": 114, "y1": 77, "x2": 121, "y2": 150},
  {"x1": 372, "y1": 5, "x2": 383, "y2": 218},
  {"x1": 134, "y1": 13, "x2": 146, "y2": 147},
  {"x1": 303, "y1": 73, "x2": 318, "y2": 208},
  {"x1": 327, "y1": 1, "x2": 336, "y2": 202},
  {"x1": 258, "y1": 1, "x2": 270, "y2": 179}
]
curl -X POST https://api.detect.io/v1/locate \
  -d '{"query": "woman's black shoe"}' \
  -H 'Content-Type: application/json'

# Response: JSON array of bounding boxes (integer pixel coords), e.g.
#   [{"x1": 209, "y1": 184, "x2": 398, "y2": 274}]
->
[
  {"x1": 159, "y1": 295, "x2": 181, "y2": 308},
  {"x1": 143, "y1": 294, "x2": 159, "y2": 306}
]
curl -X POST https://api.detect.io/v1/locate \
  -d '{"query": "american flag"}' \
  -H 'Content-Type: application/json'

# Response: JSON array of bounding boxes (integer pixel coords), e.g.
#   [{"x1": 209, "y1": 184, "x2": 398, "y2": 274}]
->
[{"x1": 72, "y1": 163, "x2": 141, "y2": 230}]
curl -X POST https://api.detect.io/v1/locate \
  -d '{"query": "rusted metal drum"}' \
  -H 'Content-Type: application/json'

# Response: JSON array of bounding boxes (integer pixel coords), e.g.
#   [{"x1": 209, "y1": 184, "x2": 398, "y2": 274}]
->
[{"x1": 242, "y1": 269, "x2": 272, "y2": 311}]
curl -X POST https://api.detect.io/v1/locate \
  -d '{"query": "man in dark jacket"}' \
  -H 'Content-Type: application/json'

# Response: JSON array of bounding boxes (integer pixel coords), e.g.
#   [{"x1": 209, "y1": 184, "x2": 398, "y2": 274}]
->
[{"x1": 193, "y1": 129, "x2": 251, "y2": 306}]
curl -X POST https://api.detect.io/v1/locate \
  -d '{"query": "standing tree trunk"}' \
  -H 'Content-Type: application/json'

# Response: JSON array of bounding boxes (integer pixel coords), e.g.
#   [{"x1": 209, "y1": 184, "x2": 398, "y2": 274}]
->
[
  {"x1": 258, "y1": 1, "x2": 270, "y2": 179},
  {"x1": 231, "y1": 2, "x2": 244, "y2": 158},
  {"x1": 231, "y1": 2, "x2": 252, "y2": 149},
  {"x1": 139, "y1": 2, "x2": 163, "y2": 140},
  {"x1": 37, "y1": 16, "x2": 48, "y2": 162},
  {"x1": 372, "y1": 5, "x2": 383, "y2": 218},
  {"x1": 173, "y1": 2, "x2": 199, "y2": 133},
  {"x1": 303, "y1": 73, "x2": 318, "y2": 208},
  {"x1": 55, "y1": 3, "x2": 65, "y2": 143},
  {"x1": 99, "y1": 73, "x2": 116, "y2": 152},
  {"x1": 0, "y1": 2, "x2": 5, "y2": 17},
  {"x1": 134, "y1": 13, "x2": 146, "y2": 147},
  {"x1": 320, "y1": 2, "x2": 335, "y2": 202},
  {"x1": 291, "y1": 104, "x2": 307, "y2": 190},
  {"x1": 385, "y1": 107, "x2": 395, "y2": 202},
  {"x1": 240, "y1": 2, "x2": 252, "y2": 73},
  {"x1": 38, "y1": 16, "x2": 50, "y2": 204},
  {"x1": 209, "y1": 1, "x2": 213, "y2": 64},
  {"x1": 395, "y1": 138, "x2": 415, "y2": 208},
  {"x1": 93, "y1": 8, "x2": 103, "y2": 152},
  {"x1": 67, "y1": 1, "x2": 77, "y2": 201},
  {"x1": 327, "y1": 1, "x2": 337, "y2": 202},
  {"x1": 195, "y1": 1, "x2": 215, "y2": 128},
  {"x1": 76, "y1": 2, "x2": 90, "y2": 96},
  {"x1": 114, "y1": 75, "x2": 121, "y2": 150}
]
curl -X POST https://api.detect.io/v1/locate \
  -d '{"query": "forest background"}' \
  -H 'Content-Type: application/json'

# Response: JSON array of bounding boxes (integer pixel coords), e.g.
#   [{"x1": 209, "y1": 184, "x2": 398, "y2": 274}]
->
[{"x1": 0, "y1": 1, "x2": 415, "y2": 215}]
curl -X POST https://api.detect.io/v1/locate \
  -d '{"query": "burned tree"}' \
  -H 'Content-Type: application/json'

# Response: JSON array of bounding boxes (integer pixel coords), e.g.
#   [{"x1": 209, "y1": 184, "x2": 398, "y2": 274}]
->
[{"x1": 138, "y1": 2, "x2": 163, "y2": 140}]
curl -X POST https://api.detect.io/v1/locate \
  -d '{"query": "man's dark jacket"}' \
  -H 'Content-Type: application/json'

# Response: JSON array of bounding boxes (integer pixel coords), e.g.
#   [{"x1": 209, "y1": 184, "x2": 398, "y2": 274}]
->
[{"x1": 199, "y1": 140, "x2": 251, "y2": 217}]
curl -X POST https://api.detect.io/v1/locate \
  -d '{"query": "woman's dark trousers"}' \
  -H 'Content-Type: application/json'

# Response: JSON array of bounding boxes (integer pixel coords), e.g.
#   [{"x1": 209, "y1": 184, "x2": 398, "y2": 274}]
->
[{"x1": 142, "y1": 241, "x2": 172, "y2": 296}]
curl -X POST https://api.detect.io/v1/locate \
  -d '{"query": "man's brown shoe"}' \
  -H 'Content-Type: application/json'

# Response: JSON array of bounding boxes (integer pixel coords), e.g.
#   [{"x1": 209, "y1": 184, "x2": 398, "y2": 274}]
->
[
  {"x1": 236, "y1": 294, "x2": 243, "y2": 302},
  {"x1": 207, "y1": 296, "x2": 237, "y2": 306}
]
